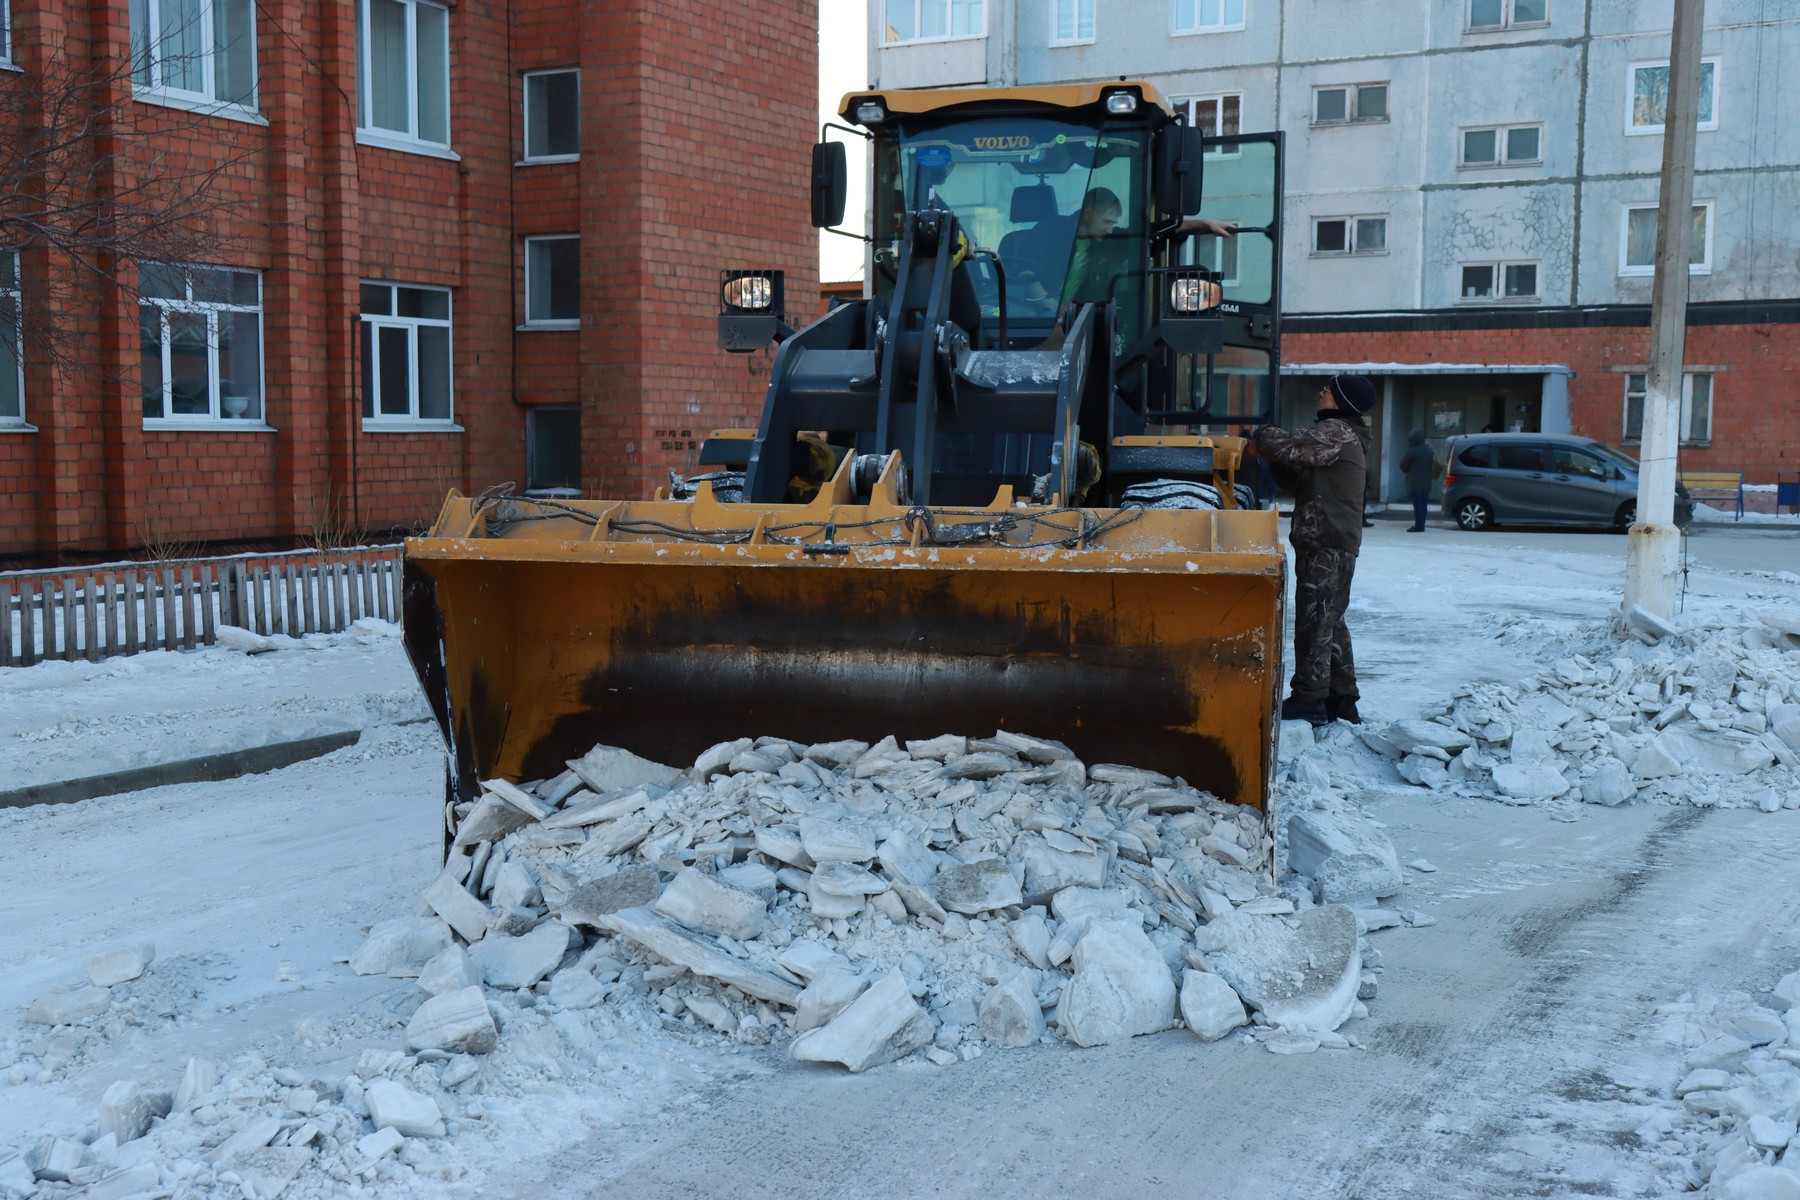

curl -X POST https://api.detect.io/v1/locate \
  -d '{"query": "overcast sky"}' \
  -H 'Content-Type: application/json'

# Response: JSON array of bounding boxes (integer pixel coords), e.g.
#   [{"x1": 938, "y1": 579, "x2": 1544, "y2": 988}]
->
[{"x1": 818, "y1": 5, "x2": 870, "y2": 283}]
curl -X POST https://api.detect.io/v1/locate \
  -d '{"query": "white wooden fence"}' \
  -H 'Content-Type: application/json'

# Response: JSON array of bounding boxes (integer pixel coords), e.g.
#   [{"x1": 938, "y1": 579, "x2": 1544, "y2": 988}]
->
[{"x1": 0, "y1": 554, "x2": 404, "y2": 667}]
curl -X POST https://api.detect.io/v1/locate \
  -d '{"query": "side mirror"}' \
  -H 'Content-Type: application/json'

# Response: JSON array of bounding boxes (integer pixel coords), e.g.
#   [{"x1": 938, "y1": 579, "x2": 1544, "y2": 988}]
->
[
  {"x1": 1153, "y1": 126, "x2": 1205, "y2": 217},
  {"x1": 811, "y1": 142, "x2": 848, "y2": 229}
]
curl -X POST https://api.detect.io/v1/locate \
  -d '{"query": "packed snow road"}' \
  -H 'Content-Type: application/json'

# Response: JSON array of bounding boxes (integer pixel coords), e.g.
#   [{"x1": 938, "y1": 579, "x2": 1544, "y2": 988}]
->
[
  {"x1": 0, "y1": 526, "x2": 1795, "y2": 1198},
  {"x1": 505, "y1": 796, "x2": 1800, "y2": 1200}
]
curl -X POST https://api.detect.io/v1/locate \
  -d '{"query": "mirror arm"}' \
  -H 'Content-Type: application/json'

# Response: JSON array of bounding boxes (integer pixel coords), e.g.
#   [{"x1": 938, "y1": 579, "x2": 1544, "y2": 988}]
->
[{"x1": 825, "y1": 226, "x2": 872, "y2": 243}]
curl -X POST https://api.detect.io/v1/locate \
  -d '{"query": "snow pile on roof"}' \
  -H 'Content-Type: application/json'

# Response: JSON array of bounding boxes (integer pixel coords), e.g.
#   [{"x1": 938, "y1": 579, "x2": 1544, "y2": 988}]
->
[
  {"x1": 1363, "y1": 608, "x2": 1800, "y2": 813},
  {"x1": 1642, "y1": 969, "x2": 1800, "y2": 1197}
]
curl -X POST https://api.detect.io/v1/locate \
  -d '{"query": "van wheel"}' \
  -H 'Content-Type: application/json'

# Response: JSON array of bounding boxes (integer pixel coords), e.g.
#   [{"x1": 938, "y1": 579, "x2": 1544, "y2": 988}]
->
[
  {"x1": 1454, "y1": 498, "x2": 1494, "y2": 531},
  {"x1": 1615, "y1": 501, "x2": 1636, "y2": 531}
]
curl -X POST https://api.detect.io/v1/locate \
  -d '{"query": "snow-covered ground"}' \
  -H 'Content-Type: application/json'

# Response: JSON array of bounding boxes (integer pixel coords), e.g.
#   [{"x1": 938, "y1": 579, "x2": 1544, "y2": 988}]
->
[{"x1": 1, "y1": 524, "x2": 1797, "y2": 1199}]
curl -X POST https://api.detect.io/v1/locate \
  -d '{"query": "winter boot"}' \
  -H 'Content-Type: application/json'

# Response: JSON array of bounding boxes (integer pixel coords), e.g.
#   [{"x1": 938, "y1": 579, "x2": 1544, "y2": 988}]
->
[
  {"x1": 1281, "y1": 695, "x2": 1330, "y2": 726},
  {"x1": 1326, "y1": 695, "x2": 1362, "y2": 725}
]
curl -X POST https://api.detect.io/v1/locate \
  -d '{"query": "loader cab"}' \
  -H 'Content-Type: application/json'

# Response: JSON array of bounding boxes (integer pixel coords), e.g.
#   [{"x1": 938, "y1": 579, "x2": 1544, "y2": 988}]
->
[{"x1": 869, "y1": 113, "x2": 1154, "y2": 353}]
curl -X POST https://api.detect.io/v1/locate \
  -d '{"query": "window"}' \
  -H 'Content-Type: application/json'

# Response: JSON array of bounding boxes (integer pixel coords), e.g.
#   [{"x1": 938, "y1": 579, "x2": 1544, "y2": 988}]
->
[
  {"x1": 129, "y1": 0, "x2": 257, "y2": 108},
  {"x1": 1460, "y1": 124, "x2": 1541, "y2": 167},
  {"x1": 138, "y1": 264, "x2": 263, "y2": 423},
  {"x1": 1628, "y1": 59, "x2": 1717, "y2": 134},
  {"x1": 523, "y1": 69, "x2": 579, "y2": 161},
  {"x1": 1459, "y1": 261, "x2": 1539, "y2": 301},
  {"x1": 1313, "y1": 83, "x2": 1387, "y2": 125},
  {"x1": 523, "y1": 236, "x2": 580, "y2": 326},
  {"x1": 1468, "y1": 0, "x2": 1546, "y2": 30},
  {"x1": 1494, "y1": 443, "x2": 1543, "y2": 471},
  {"x1": 1050, "y1": 0, "x2": 1094, "y2": 44},
  {"x1": 526, "y1": 407, "x2": 581, "y2": 494},
  {"x1": 1313, "y1": 216, "x2": 1387, "y2": 256},
  {"x1": 1173, "y1": 0, "x2": 1244, "y2": 35},
  {"x1": 884, "y1": 0, "x2": 984, "y2": 42},
  {"x1": 1176, "y1": 93, "x2": 1241, "y2": 138},
  {"x1": 357, "y1": 0, "x2": 449, "y2": 147},
  {"x1": 360, "y1": 282, "x2": 452, "y2": 423},
  {"x1": 1456, "y1": 444, "x2": 1491, "y2": 469},
  {"x1": 1, "y1": 251, "x2": 21, "y2": 425},
  {"x1": 1549, "y1": 445, "x2": 1611, "y2": 478},
  {"x1": 2, "y1": 0, "x2": 13, "y2": 67},
  {"x1": 1624, "y1": 373, "x2": 1711, "y2": 444},
  {"x1": 1620, "y1": 202, "x2": 1711, "y2": 276}
]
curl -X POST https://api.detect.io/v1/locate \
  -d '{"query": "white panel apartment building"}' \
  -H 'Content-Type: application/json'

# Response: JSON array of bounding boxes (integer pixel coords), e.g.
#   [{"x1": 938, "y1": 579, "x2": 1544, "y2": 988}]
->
[{"x1": 863, "y1": 0, "x2": 1800, "y2": 499}]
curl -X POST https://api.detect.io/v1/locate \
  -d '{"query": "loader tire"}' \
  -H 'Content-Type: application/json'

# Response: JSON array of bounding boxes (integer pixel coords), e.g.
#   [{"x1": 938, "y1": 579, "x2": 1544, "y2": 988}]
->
[{"x1": 1120, "y1": 479, "x2": 1223, "y2": 511}]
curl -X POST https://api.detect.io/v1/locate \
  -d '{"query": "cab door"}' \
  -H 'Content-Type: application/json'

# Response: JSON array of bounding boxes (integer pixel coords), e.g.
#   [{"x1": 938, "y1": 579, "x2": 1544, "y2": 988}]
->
[{"x1": 1162, "y1": 132, "x2": 1283, "y2": 426}]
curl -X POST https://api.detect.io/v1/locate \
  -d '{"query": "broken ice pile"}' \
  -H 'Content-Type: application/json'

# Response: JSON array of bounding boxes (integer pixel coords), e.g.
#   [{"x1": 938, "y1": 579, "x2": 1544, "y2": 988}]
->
[
  {"x1": 391, "y1": 732, "x2": 1374, "y2": 1071},
  {"x1": 1643, "y1": 967, "x2": 1800, "y2": 1198},
  {"x1": 1364, "y1": 608, "x2": 1800, "y2": 810}
]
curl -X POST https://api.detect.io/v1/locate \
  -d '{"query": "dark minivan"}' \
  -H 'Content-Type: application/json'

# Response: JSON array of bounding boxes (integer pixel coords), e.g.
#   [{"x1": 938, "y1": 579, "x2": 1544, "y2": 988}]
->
[{"x1": 1440, "y1": 433, "x2": 1693, "y2": 531}]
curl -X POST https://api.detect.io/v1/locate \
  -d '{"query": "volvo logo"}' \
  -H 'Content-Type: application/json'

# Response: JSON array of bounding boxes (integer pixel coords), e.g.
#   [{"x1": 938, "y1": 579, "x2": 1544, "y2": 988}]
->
[{"x1": 971, "y1": 135, "x2": 1033, "y2": 150}]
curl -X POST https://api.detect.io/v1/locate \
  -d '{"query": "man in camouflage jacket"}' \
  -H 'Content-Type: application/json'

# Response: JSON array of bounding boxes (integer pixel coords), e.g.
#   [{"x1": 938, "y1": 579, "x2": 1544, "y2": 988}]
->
[{"x1": 1249, "y1": 373, "x2": 1377, "y2": 725}]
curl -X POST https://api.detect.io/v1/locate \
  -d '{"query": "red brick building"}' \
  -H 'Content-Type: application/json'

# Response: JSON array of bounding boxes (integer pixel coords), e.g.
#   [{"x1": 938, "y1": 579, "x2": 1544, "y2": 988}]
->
[{"x1": 0, "y1": 0, "x2": 818, "y2": 565}]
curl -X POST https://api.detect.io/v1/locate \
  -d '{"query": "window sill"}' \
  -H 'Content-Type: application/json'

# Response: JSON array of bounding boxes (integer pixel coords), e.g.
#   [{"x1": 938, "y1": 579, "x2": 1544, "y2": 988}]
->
[
  {"x1": 1048, "y1": 38, "x2": 1096, "y2": 47},
  {"x1": 361, "y1": 420, "x2": 463, "y2": 433},
  {"x1": 1627, "y1": 124, "x2": 1718, "y2": 137},
  {"x1": 1620, "y1": 267, "x2": 1711, "y2": 278},
  {"x1": 1311, "y1": 250, "x2": 1390, "y2": 259},
  {"x1": 0, "y1": 60, "x2": 21, "y2": 74},
  {"x1": 517, "y1": 155, "x2": 580, "y2": 166},
  {"x1": 0, "y1": 421, "x2": 38, "y2": 433},
  {"x1": 1457, "y1": 297, "x2": 1541, "y2": 304},
  {"x1": 518, "y1": 321, "x2": 580, "y2": 331},
  {"x1": 1458, "y1": 160, "x2": 1542, "y2": 170},
  {"x1": 1311, "y1": 117, "x2": 1390, "y2": 128},
  {"x1": 134, "y1": 89, "x2": 267, "y2": 125},
  {"x1": 880, "y1": 33, "x2": 986, "y2": 47},
  {"x1": 143, "y1": 420, "x2": 276, "y2": 432},
  {"x1": 356, "y1": 130, "x2": 461, "y2": 161},
  {"x1": 1466, "y1": 21, "x2": 1550, "y2": 32},
  {"x1": 1172, "y1": 25, "x2": 1246, "y2": 36}
]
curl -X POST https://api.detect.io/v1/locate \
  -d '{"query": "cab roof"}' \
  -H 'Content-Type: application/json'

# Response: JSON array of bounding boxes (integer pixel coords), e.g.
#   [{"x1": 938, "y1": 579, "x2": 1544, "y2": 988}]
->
[{"x1": 838, "y1": 81, "x2": 1177, "y2": 126}]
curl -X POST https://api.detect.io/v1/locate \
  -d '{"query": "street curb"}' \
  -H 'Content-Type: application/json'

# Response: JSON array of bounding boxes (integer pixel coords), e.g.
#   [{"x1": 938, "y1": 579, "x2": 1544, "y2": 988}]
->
[{"x1": 0, "y1": 730, "x2": 365, "y2": 810}]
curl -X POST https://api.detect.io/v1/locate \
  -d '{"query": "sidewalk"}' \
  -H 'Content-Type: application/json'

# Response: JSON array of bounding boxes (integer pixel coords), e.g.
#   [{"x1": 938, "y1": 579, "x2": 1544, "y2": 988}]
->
[{"x1": 0, "y1": 621, "x2": 430, "y2": 808}]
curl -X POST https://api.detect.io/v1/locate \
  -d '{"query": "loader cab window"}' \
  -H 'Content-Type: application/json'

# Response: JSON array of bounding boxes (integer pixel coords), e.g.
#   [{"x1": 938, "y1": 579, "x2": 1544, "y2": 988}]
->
[{"x1": 872, "y1": 115, "x2": 1149, "y2": 349}]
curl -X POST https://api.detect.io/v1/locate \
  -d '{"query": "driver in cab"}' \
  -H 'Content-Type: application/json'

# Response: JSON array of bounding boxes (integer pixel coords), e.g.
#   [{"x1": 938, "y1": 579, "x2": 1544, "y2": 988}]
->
[{"x1": 1012, "y1": 186, "x2": 1236, "y2": 310}]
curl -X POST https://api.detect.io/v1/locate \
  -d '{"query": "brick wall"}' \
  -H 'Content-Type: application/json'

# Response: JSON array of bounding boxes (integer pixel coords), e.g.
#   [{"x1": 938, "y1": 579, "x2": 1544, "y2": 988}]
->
[
  {"x1": 1288, "y1": 320, "x2": 1800, "y2": 484},
  {"x1": 0, "y1": 0, "x2": 819, "y2": 565}
]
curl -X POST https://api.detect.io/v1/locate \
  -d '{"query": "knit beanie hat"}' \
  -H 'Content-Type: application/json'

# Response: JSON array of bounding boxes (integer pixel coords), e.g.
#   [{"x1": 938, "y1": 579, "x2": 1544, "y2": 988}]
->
[{"x1": 1328, "y1": 373, "x2": 1377, "y2": 415}]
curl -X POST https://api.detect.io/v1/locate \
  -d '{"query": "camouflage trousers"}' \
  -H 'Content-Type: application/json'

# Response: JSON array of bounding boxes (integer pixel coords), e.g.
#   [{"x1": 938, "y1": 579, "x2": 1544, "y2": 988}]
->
[{"x1": 1289, "y1": 547, "x2": 1358, "y2": 704}]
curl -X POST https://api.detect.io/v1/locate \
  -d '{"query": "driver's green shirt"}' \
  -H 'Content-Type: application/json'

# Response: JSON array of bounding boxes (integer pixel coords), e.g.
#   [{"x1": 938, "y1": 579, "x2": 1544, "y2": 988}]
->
[{"x1": 1061, "y1": 238, "x2": 1092, "y2": 306}]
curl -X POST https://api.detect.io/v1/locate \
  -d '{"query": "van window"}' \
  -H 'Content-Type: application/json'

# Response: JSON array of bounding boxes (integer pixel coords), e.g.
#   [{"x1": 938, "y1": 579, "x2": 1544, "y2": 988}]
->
[
  {"x1": 1494, "y1": 443, "x2": 1543, "y2": 471},
  {"x1": 1456, "y1": 443, "x2": 1490, "y2": 468},
  {"x1": 1550, "y1": 446, "x2": 1609, "y2": 478}
]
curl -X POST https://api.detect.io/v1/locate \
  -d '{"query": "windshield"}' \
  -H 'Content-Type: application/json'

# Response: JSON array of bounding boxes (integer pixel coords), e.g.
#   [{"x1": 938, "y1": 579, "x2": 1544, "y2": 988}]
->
[{"x1": 873, "y1": 115, "x2": 1149, "y2": 345}]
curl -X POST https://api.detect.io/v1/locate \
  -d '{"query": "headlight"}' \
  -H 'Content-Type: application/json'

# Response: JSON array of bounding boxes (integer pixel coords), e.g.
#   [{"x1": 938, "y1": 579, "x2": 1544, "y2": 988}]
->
[
  {"x1": 1105, "y1": 92, "x2": 1138, "y2": 115},
  {"x1": 854, "y1": 100, "x2": 887, "y2": 124},
  {"x1": 1169, "y1": 276, "x2": 1221, "y2": 313},
  {"x1": 722, "y1": 275, "x2": 774, "y2": 311}
]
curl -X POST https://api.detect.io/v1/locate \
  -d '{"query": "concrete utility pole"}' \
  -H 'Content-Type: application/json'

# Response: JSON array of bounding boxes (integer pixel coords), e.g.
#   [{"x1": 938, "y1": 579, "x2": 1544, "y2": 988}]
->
[{"x1": 1623, "y1": 0, "x2": 1706, "y2": 622}]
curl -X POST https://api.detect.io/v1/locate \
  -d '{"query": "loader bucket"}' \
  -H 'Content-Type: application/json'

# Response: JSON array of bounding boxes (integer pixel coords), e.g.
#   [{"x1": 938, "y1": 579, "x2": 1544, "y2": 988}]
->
[{"x1": 403, "y1": 459, "x2": 1286, "y2": 839}]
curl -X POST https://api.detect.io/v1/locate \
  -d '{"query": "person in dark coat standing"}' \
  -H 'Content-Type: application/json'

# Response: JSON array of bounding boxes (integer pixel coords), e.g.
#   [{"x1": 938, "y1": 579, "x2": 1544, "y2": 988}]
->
[
  {"x1": 1398, "y1": 429, "x2": 1439, "y2": 532},
  {"x1": 1248, "y1": 373, "x2": 1375, "y2": 726}
]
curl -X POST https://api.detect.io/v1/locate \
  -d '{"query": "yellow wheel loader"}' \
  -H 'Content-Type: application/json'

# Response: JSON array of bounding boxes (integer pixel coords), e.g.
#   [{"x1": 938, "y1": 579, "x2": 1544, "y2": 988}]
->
[{"x1": 403, "y1": 81, "x2": 1289, "y2": 847}]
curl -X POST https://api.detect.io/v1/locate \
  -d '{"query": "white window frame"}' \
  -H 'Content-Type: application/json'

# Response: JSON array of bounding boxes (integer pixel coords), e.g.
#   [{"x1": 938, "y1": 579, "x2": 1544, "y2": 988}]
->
[
  {"x1": 1626, "y1": 57, "x2": 1719, "y2": 136},
  {"x1": 1, "y1": 0, "x2": 14, "y2": 69},
  {"x1": 1174, "y1": 93, "x2": 1242, "y2": 139},
  {"x1": 1048, "y1": 0, "x2": 1094, "y2": 45},
  {"x1": 139, "y1": 264, "x2": 267, "y2": 427},
  {"x1": 1172, "y1": 0, "x2": 1245, "y2": 36},
  {"x1": 1457, "y1": 260, "x2": 1540, "y2": 303},
  {"x1": 1623, "y1": 372, "x2": 1711, "y2": 445},
  {"x1": 1467, "y1": 0, "x2": 1548, "y2": 31},
  {"x1": 521, "y1": 68, "x2": 579, "y2": 163},
  {"x1": 1312, "y1": 215, "x2": 1388, "y2": 257},
  {"x1": 522, "y1": 235, "x2": 581, "y2": 328},
  {"x1": 356, "y1": 0, "x2": 454, "y2": 155},
  {"x1": 129, "y1": 0, "x2": 260, "y2": 115},
  {"x1": 360, "y1": 281, "x2": 455, "y2": 427},
  {"x1": 882, "y1": 0, "x2": 986, "y2": 45},
  {"x1": 1312, "y1": 82, "x2": 1388, "y2": 126},
  {"x1": 1458, "y1": 123, "x2": 1543, "y2": 168},
  {"x1": 1619, "y1": 201, "x2": 1713, "y2": 277},
  {"x1": 1, "y1": 249, "x2": 23, "y2": 427}
]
